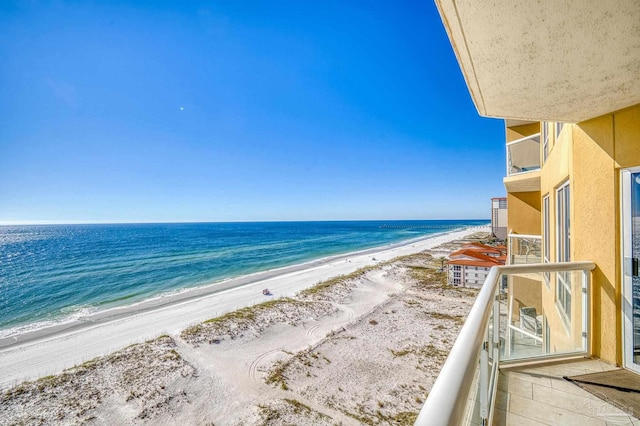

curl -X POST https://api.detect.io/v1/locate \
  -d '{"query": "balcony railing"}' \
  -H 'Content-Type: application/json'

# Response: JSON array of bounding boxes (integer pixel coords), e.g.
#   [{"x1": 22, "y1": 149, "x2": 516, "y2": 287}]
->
[
  {"x1": 415, "y1": 261, "x2": 595, "y2": 426},
  {"x1": 507, "y1": 233, "x2": 541, "y2": 265},
  {"x1": 506, "y1": 133, "x2": 541, "y2": 176}
]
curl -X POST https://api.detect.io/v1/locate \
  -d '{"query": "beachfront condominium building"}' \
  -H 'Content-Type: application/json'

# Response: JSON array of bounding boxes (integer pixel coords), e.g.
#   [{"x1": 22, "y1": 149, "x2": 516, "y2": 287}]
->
[
  {"x1": 417, "y1": 1, "x2": 640, "y2": 424},
  {"x1": 490, "y1": 197, "x2": 507, "y2": 240},
  {"x1": 447, "y1": 243, "x2": 506, "y2": 287}
]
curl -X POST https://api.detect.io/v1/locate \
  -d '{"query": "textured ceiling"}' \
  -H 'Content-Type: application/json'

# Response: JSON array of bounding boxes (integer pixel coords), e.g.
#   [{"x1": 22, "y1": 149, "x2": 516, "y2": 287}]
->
[{"x1": 435, "y1": 0, "x2": 640, "y2": 123}]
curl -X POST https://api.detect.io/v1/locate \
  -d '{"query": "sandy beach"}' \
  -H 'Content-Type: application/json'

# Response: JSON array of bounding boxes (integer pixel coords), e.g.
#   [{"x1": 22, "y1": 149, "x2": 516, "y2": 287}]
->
[{"x1": 1, "y1": 226, "x2": 489, "y2": 425}]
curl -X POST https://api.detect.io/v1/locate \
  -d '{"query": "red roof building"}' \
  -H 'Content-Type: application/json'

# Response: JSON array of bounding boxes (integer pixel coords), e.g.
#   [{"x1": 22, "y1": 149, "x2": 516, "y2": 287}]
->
[{"x1": 448, "y1": 245, "x2": 506, "y2": 287}]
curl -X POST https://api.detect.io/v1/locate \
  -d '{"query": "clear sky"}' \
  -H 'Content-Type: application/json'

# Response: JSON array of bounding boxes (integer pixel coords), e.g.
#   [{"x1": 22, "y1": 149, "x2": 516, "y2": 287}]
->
[{"x1": 0, "y1": 0, "x2": 505, "y2": 224}]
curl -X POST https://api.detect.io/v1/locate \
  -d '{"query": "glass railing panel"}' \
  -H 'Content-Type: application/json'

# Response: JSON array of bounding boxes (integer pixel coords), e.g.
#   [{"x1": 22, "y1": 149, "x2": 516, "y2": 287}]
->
[
  {"x1": 501, "y1": 269, "x2": 587, "y2": 361},
  {"x1": 507, "y1": 133, "x2": 541, "y2": 176},
  {"x1": 508, "y1": 234, "x2": 542, "y2": 265},
  {"x1": 463, "y1": 286, "x2": 501, "y2": 425},
  {"x1": 416, "y1": 262, "x2": 593, "y2": 426}
]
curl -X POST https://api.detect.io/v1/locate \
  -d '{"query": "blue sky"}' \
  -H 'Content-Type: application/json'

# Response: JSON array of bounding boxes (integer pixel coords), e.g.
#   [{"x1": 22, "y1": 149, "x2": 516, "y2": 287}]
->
[{"x1": 0, "y1": 1, "x2": 504, "y2": 224}]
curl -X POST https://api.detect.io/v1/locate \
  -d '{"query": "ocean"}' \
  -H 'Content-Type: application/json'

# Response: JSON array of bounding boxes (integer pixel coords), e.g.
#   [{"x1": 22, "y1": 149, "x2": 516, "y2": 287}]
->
[{"x1": 0, "y1": 220, "x2": 487, "y2": 337}]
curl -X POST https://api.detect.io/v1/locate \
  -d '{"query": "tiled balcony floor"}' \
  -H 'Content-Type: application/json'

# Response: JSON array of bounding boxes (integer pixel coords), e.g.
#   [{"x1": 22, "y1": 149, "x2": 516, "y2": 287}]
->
[{"x1": 494, "y1": 359, "x2": 640, "y2": 425}]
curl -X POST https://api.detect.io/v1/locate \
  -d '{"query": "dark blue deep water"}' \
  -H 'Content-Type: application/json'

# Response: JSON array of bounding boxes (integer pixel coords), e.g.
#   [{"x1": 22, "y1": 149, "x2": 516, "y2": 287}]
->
[{"x1": 0, "y1": 220, "x2": 487, "y2": 335}]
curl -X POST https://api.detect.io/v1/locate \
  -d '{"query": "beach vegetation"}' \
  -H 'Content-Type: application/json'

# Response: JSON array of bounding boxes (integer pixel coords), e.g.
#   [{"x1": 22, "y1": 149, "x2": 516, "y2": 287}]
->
[
  {"x1": 391, "y1": 411, "x2": 419, "y2": 425},
  {"x1": 430, "y1": 312, "x2": 465, "y2": 325},
  {"x1": 265, "y1": 360, "x2": 289, "y2": 391},
  {"x1": 258, "y1": 399, "x2": 331, "y2": 424},
  {"x1": 419, "y1": 344, "x2": 448, "y2": 359},
  {"x1": 282, "y1": 398, "x2": 311, "y2": 415},
  {"x1": 162, "y1": 349, "x2": 181, "y2": 362},
  {"x1": 390, "y1": 348, "x2": 412, "y2": 357},
  {"x1": 339, "y1": 407, "x2": 375, "y2": 425},
  {"x1": 182, "y1": 324, "x2": 202, "y2": 337},
  {"x1": 406, "y1": 265, "x2": 448, "y2": 288},
  {"x1": 181, "y1": 297, "x2": 314, "y2": 343},
  {"x1": 257, "y1": 404, "x2": 282, "y2": 422},
  {"x1": 299, "y1": 264, "x2": 384, "y2": 297},
  {"x1": 285, "y1": 398, "x2": 332, "y2": 420}
]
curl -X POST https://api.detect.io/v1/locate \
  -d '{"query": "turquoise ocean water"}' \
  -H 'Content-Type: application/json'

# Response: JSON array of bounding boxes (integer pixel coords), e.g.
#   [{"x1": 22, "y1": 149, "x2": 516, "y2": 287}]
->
[{"x1": 0, "y1": 220, "x2": 487, "y2": 336}]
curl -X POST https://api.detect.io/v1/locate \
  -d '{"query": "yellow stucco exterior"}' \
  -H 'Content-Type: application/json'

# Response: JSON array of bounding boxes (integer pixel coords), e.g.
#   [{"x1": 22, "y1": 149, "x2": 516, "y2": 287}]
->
[
  {"x1": 506, "y1": 192, "x2": 540, "y2": 236},
  {"x1": 506, "y1": 123, "x2": 540, "y2": 142},
  {"x1": 506, "y1": 104, "x2": 640, "y2": 365}
]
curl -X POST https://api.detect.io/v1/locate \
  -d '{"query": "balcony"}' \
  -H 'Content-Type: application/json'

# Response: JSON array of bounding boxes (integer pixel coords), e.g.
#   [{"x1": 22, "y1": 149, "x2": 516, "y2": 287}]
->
[
  {"x1": 414, "y1": 261, "x2": 634, "y2": 425},
  {"x1": 504, "y1": 133, "x2": 541, "y2": 193},
  {"x1": 507, "y1": 234, "x2": 541, "y2": 265}
]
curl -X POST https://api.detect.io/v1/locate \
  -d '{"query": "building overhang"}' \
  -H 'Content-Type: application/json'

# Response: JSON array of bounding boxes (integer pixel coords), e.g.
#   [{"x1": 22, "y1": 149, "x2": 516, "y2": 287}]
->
[{"x1": 435, "y1": 0, "x2": 640, "y2": 123}]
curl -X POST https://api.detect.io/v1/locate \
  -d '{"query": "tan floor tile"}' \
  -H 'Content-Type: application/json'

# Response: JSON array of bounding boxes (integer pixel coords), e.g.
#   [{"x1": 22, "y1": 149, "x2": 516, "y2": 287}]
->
[
  {"x1": 597, "y1": 360, "x2": 620, "y2": 372},
  {"x1": 524, "y1": 359, "x2": 604, "y2": 378},
  {"x1": 509, "y1": 394, "x2": 607, "y2": 426},
  {"x1": 504, "y1": 370, "x2": 552, "y2": 388},
  {"x1": 493, "y1": 408, "x2": 549, "y2": 426},
  {"x1": 531, "y1": 382, "x2": 629, "y2": 418},
  {"x1": 549, "y1": 375, "x2": 597, "y2": 397},
  {"x1": 560, "y1": 359, "x2": 607, "y2": 371},
  {"x1": 605, "y1": 418, "x2": 638, "y2": 426},
  {"x1": 498, "y1": 375, "x2": 533, "y2": 399},
  {"x1": 548, "y1": 365, "x2": 601, "y2": 378}
]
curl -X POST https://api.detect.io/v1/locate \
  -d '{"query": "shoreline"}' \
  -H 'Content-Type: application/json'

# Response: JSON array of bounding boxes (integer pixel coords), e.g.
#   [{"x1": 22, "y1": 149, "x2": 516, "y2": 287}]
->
[
  {"x1": 0, "y1": 225, "x2": 484, "y2": 346},
  {"x1": 0, "y1": 225, "x2": 488, "y2": 390}
]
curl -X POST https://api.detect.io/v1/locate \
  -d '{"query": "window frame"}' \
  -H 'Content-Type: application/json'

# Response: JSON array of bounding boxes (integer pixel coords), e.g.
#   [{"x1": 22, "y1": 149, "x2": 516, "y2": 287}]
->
[
  {"x1": 555, "y1": 122, "x2": 564, "y2": 139},
  {"x1": 543, "y1": 194, "x2": 550, "y2": 288},
  {"x1": 542, "y1": 122, "x2": 550, "y2": 163},
  {"x1": 555, "y1": 181, "x2": 571, "y2": 323}
]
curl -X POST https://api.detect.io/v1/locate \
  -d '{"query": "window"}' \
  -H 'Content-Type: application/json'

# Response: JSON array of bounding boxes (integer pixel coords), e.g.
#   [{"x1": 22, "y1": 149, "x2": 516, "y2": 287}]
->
[
  {"x1": 556, "y1": 182, "x2": 570, "y2": 263},
  {"x1": 555, "y1": 122, "x2": 564, "y2": 139},
  {"x1": 543, "y1": 195, "x2": 550, "y2": 288},
  {"x1": 453, "y1": 265, "x2": 461, "y2": 271},
  {"x1": 556, "y1": 182, "x2": 571, "y2": 320},
  {"x1": 542, "y1": 122, "x2": 549, "y2": 162}
]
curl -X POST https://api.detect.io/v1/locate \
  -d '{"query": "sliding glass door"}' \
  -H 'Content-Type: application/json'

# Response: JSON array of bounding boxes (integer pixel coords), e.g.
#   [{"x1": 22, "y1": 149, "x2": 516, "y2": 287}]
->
[{"x1": 622, "y1": 168, "x2": 640, "y2": 373}]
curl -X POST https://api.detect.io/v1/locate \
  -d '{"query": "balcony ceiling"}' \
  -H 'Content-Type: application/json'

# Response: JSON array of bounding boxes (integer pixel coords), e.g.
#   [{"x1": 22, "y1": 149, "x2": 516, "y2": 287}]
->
[{"x1": 435, "y1": 0, "x2": 640, "y2": 123}]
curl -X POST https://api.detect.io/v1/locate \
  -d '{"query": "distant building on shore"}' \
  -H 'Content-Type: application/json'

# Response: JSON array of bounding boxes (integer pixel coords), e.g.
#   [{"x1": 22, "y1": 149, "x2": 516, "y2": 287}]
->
[
  {"x1": 447, "y1": 242, "x2": 506, "y2": 287},
  {"x1": 491, "y1": 197, "x2": 507, "y2": 241}
]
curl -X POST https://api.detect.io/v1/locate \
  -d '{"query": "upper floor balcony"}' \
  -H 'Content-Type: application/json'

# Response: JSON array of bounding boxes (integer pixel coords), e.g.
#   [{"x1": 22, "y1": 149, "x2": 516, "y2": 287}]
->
[
  {"x1": 504, "y1": 133, "x2": 541, "y2": 193},
  {"x1": 414, "y1": 261, "x2": 633, "y2": 425},
  {"x1": 508, "y1": 233, "x2": 541, "y2": 265}
]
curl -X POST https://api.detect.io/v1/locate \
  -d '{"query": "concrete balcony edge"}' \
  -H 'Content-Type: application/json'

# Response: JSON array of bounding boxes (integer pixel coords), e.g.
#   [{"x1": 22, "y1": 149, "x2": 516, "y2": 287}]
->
[{"x1": 503, "y1": 170, "x2": 541, "y2": 193}]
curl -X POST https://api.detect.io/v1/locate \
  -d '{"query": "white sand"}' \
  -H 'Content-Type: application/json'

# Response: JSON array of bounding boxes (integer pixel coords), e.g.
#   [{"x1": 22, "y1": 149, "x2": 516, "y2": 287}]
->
[{"x1": 0, "y1": 226, "x2": 488, "y2": 392}]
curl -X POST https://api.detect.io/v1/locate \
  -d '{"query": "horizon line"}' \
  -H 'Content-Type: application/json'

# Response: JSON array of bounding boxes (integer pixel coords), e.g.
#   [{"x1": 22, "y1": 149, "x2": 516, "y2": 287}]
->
[{"x1": 0, "y1": 218, "x2": 492, "y2": 226}]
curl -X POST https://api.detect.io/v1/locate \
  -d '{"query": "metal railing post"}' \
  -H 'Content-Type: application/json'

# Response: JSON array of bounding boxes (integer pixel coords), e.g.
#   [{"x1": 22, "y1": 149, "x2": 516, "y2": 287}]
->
[
  {"x1": 582, "y1": 269, "x2": 589, "y2": 352},
  {"x1": 480, "y1": 337, "x2": 489, "y2": 421},
  {"x1": 506, "y1": 277, "x2": 512, "y2": 358}
]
